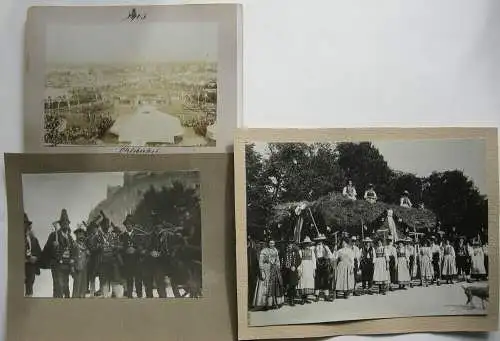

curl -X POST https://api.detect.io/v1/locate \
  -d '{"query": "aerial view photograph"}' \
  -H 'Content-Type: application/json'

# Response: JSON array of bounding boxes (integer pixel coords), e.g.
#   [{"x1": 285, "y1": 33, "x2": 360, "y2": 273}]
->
[{"x1": 43, "y1": 22, "x2": 218, "y2": 147}]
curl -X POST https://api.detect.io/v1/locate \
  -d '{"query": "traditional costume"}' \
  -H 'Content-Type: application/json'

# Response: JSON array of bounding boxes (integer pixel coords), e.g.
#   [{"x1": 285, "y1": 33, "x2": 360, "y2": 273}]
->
[
  {"x1": 406, "y1": 239, "x2": 417, "y2": 280},
  {"x1": 373, "y1": 244, "x2": 389, "y2": 294},
  {"x1": 360, "y1": 238, "x2": 375, "y2": 291},
  {"x1": 298, "y1": 237, "x2": 316, "y2": 303},
  {"x1": 41, "y1": 209, "x2": 75, "y2": 298},
  {"x1": 471, "y1": 242, "x2": 486, "y2": 279},
  {"x1": 441, "y1": 243, "x2": 457, "y2": 283},
  {"x1": 430, "y1": 240, "x2": 442, "y2": 285},
  {"x1": 400, "y1": 191, "x2": 412, "y2": 208},
  {"x1": 396, "y1": 242, "x2": 411, "y2": 287},
  {"x1": 143, "y1": 224, "x2": 168, "y2": 298},
  {"x1": 455, "y1": 239, "x2": 469, "y2": 281},
  {"x1": 483, "y1": 243, "x2": 489, "y2": 278},
  {"x1": 282, "y1": 241, "x2": 302, "y2": 306},
  {"x1": 314, "y1": 234, "x2": 333, "y2": 301},
  {"x1": 120, "y1": 215, "x2": 145, "y2": 298},
  {"x1": 335, "y1": 244, "x2": 355, "y2": 298},
  {"x1": 419, "y1": 245, "x2": 434, "y2": 285},
  {"x1": 24, "y1": 213, "x2": 42, "y2": 297},
  {"x1": 364, "y1": 184, "x2": 377, "y2": 204},
  {"x1": 385, "y1": 241, "x2": 398, "y2": 287},
  {"x1": 253, "y1": 244, "x2": 284, "y2": 309},
  {"x1": 72, "y1": 226, "x2": 90, "y2": 298},
  {"x1": 342, "y1": 182, "x2": 357, "y2": 200}
]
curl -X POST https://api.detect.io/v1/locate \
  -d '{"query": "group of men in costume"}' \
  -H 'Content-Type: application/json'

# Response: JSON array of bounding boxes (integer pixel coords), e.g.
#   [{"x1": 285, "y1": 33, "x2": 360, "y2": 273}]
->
[
  {"x1": 249, "y1": 231, "x2": 488, "y2": 311},
  {"x1": 24, "y1": 209, "x2": 195, "y2": 299}
]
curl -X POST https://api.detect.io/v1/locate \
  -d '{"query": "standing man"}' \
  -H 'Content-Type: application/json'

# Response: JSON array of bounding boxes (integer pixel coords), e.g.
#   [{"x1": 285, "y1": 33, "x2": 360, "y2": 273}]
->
[
  {"x1": 282, "y1": 238, "x2": 302, "y2": 306},
  {"x1": 360, "y1": 237, "x2": 375, "y2": 294},
  {"x1": 71, "y1": 225, "x2": 90, "y2": 298},
  {"x1": 385, "y1": 239, "x2": 397, "y2": 291},
  {"x1": 406, "y1": 237, "x2": 416, "y2": 283},
  {"x1": 24, "y1": 213, "x2": 42, "y2": 297},
  {"x1": 91, "y1": 213, "x2": 124, "y2": 298},
  {"x1": 314, "y1": 234, "x2": 333, "y2": 302},
  {"x1": 143, "y1": 221, "x2": 168, "y2": 298},
  {"x1": 351, "y1": 236, "x2": 361, "y2": 295},
  {"x1": 120, "y1": 214, "x2": 144, "y2": 298},
  {"x1": 430, "y1": 236, "x2": 442, "y2": 285},
  {"x1": 342, "y1": 180, "x2": 357, "y2": 200},
  {"x1": 455, "y1": 237, "x2": 468, "y2": 282},
  {"x1": 42, "y1": 209, "x2": 75, "y2": 298}
]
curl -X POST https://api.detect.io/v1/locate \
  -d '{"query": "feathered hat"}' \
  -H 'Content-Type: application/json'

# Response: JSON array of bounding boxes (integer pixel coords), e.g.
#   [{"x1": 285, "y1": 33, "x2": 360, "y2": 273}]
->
[
  {"x1": 58, "y1": 209, "x2": 70, "y2": 224},
  {"x1": 24, "y1": 213, "x2": 32, "y2": 226}
]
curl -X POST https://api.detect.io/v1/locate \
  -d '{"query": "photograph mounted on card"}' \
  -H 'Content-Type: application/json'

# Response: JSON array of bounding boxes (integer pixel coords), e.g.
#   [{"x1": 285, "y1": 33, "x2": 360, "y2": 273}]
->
[
  {"x1": 5, "y1": 153, "x2": 236, "y2": 341},
  {"x1": 24, "y1": 4, "x2": 241, "y2": 154},
  {"x1": 234, "y1": 128, "x2": 499, "y2": 340}
]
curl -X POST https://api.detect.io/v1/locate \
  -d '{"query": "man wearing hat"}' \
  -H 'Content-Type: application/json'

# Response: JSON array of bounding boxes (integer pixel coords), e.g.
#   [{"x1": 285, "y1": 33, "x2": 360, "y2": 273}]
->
[
  {"x1": 360, "y1": 237, "x2": 375, "y2": 294},
  {"x1": 405, "y1": 237, "x2": 417, "y2": 282},
  {"x1": 385, "y1": 238, "x2": 398, "y2": 290},
  {"x1": 297, "y1": 236, "x2": 316, "y2": 304},
  {"x1": 42, "y1": 209, "x2": 75, "y2": 298},
  {"x1": 120, "y1": 214, "x2": 144, "y2": 298},
  {"x1": 24, "y1": 213, "x2": 42, "y2": 297},
  {"x1": 314, "y1": 234, "x2": 333, "y2": 302},
  {"x1": 400, "y1": 190, "x2": 412, "y2": 208},
  {"x1": 281, "y1": 238, "x2": 302, "y2": 306},
  {"x1": 71, "y1": 225, "x2": 90, "y2": 298},
  {"x1": 430, "y1": 236, "x2": 442, "y2": 285},
  {"x1": 143, "y1": 218, "x2": 168, "y2": 298}
]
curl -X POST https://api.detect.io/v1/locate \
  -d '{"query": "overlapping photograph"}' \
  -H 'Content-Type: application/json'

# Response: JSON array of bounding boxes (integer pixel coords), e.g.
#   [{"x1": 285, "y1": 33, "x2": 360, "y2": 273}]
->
[
  {"x1": 242, "y1": 136, "x2": 493, "y2": 327},
  {"x1": 22, "y1": 171, "x2": 202, "y2": 299}
]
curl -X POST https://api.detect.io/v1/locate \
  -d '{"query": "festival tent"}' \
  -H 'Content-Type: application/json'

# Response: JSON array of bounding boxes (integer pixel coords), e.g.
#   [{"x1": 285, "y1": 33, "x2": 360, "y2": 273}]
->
[{"x1": 109, "y1": 104, "x2": 184, "y2": 146}]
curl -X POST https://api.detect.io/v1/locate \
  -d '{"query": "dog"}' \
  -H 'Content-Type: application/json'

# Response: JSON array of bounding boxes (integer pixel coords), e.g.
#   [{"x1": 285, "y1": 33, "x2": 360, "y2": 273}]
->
[{"x1": 462, "y1": 285, "x2": 489, "y2": 309}]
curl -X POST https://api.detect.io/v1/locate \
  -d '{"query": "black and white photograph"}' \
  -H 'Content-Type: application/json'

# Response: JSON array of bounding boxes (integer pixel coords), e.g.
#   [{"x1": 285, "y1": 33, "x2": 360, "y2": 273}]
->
[
  {"x1": 245, "y1": 138, "x2": 490, "y2": 326},
  {"x1": 22, "y1": 170, "x2": 202, "y2": 299},
  {"x1": 43, "y1": 22, "x2": 217, "y2": 147}
]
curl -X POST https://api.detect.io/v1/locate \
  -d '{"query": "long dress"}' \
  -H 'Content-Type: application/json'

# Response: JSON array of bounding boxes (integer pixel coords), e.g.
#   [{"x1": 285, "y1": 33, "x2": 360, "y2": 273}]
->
[
  {"x1": 396, "y1": 246, "x2": 411, "y2": 284},
  {"x1": 441, "y1": 245, "x2": 457, "y2": 277},
  {"x1": 419, "y1": 246, "x2": 434, "y2": 280},
  {"x1": 253, "y1": 247, "x2": 284, "y2": 308},
  {"x1": 298, "y1": 246, "x2": 316, "y2": 295},
  {"x1": 373, "y1": 246, "x2": 389, "y2": 284},
  {"x1": 471, "y1": 246, "x2": 486, "y2": 276},
  {"x1": 335, "y1": 247, "x2": 355, "y2": 291}
]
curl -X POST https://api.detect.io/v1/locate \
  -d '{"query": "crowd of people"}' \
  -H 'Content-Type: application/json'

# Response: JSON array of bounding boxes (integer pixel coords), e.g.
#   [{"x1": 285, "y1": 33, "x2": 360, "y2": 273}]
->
[
  {"x1": 248, "y1": 232, "x2": 488, "y2": 311},
  {"x1": 247, "y1": 179, "x2": 488, "y2": 311},
  {"x1": 24, "y1": 208, "x2": 201, "y2": 299}
]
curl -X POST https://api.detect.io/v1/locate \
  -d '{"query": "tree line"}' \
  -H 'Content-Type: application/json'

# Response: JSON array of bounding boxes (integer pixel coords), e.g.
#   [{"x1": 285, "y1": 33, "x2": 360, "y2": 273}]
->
[{"x1": 246, "y1": 142, "x2": 487, "y2": 241}]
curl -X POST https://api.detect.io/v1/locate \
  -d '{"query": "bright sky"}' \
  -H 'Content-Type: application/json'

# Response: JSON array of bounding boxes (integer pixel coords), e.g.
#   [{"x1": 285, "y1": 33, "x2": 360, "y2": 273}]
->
[
  {"x1": 46, "y1": 23, "x2": 218, "y2": 63},
  {"x1": 251, "y1": 138, "x2": 486, "y2": 194},
  {"x1": 22, "y1": 172, "x2": 124, "y2": 247}
]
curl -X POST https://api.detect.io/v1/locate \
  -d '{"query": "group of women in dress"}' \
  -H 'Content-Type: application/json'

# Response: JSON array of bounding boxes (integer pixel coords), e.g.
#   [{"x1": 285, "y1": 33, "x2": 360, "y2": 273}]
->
[{"x1": 248, "y1": 233, "x2": 488, "y2": 311}]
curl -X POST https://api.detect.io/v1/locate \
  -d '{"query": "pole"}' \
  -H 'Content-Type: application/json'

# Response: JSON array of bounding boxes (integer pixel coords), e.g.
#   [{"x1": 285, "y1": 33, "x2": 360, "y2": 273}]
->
[
  {"x1": 361, "y1": 218, "x2": 365, "y2": 240},
  {"x1": 307, "y1": 207, "x2": 320, "y2": 236}
]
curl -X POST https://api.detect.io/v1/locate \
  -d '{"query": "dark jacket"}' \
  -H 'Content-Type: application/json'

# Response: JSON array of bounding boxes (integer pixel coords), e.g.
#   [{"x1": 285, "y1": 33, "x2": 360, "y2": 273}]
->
[
  {"x1": 41, "y1": 230, "x2": 75, "y2": 269},
  {"x1": 25, "y1": 233, "x2": 42, "y2": 273}
]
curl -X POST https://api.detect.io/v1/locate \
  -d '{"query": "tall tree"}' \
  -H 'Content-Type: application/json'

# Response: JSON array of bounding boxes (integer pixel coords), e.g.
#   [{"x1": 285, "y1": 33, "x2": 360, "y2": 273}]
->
[
  {"x1": 422, "y1": 170, "x2": 487, "y2": 237},
  {"x1": 246, "y1": 143, "x2": 273, "y2": 240},
  {"x1": 335, "y1": 142, "x2": 393, "y2": 202}
]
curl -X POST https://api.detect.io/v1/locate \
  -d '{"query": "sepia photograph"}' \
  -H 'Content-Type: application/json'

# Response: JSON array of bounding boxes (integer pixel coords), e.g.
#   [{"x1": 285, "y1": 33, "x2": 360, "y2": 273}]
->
[
  {"x1": 43, "y1": 22, "x2": 218, "y2": 148},
  {"x1": 243, "y1": 136, "x2": 493, "y2": 327},
  {"x1": 22, "y1": 170, "x2": 202, "y2": 299}
]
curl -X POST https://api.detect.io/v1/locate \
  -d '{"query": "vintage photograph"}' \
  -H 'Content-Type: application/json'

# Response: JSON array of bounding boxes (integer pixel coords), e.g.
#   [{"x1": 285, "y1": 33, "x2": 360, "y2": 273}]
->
[
  {"x1": 245, "y1": 138, "x2": 490, "y2": 326},
  {"x1": 43, "y1": 22, "x2": 218, "y2": 147},
  {"x1": 22, "y1": 170, "x2": 202, "y2": 299}
]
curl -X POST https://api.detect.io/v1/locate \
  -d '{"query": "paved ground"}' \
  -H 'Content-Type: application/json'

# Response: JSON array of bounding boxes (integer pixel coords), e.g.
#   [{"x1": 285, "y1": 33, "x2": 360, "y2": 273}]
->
[
  {"x1": 31, "y1": 270, "x2": 189, "y2": 298},
  {"x1": 249, "y1": 281, "x2": 488, "y2": 326}
]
